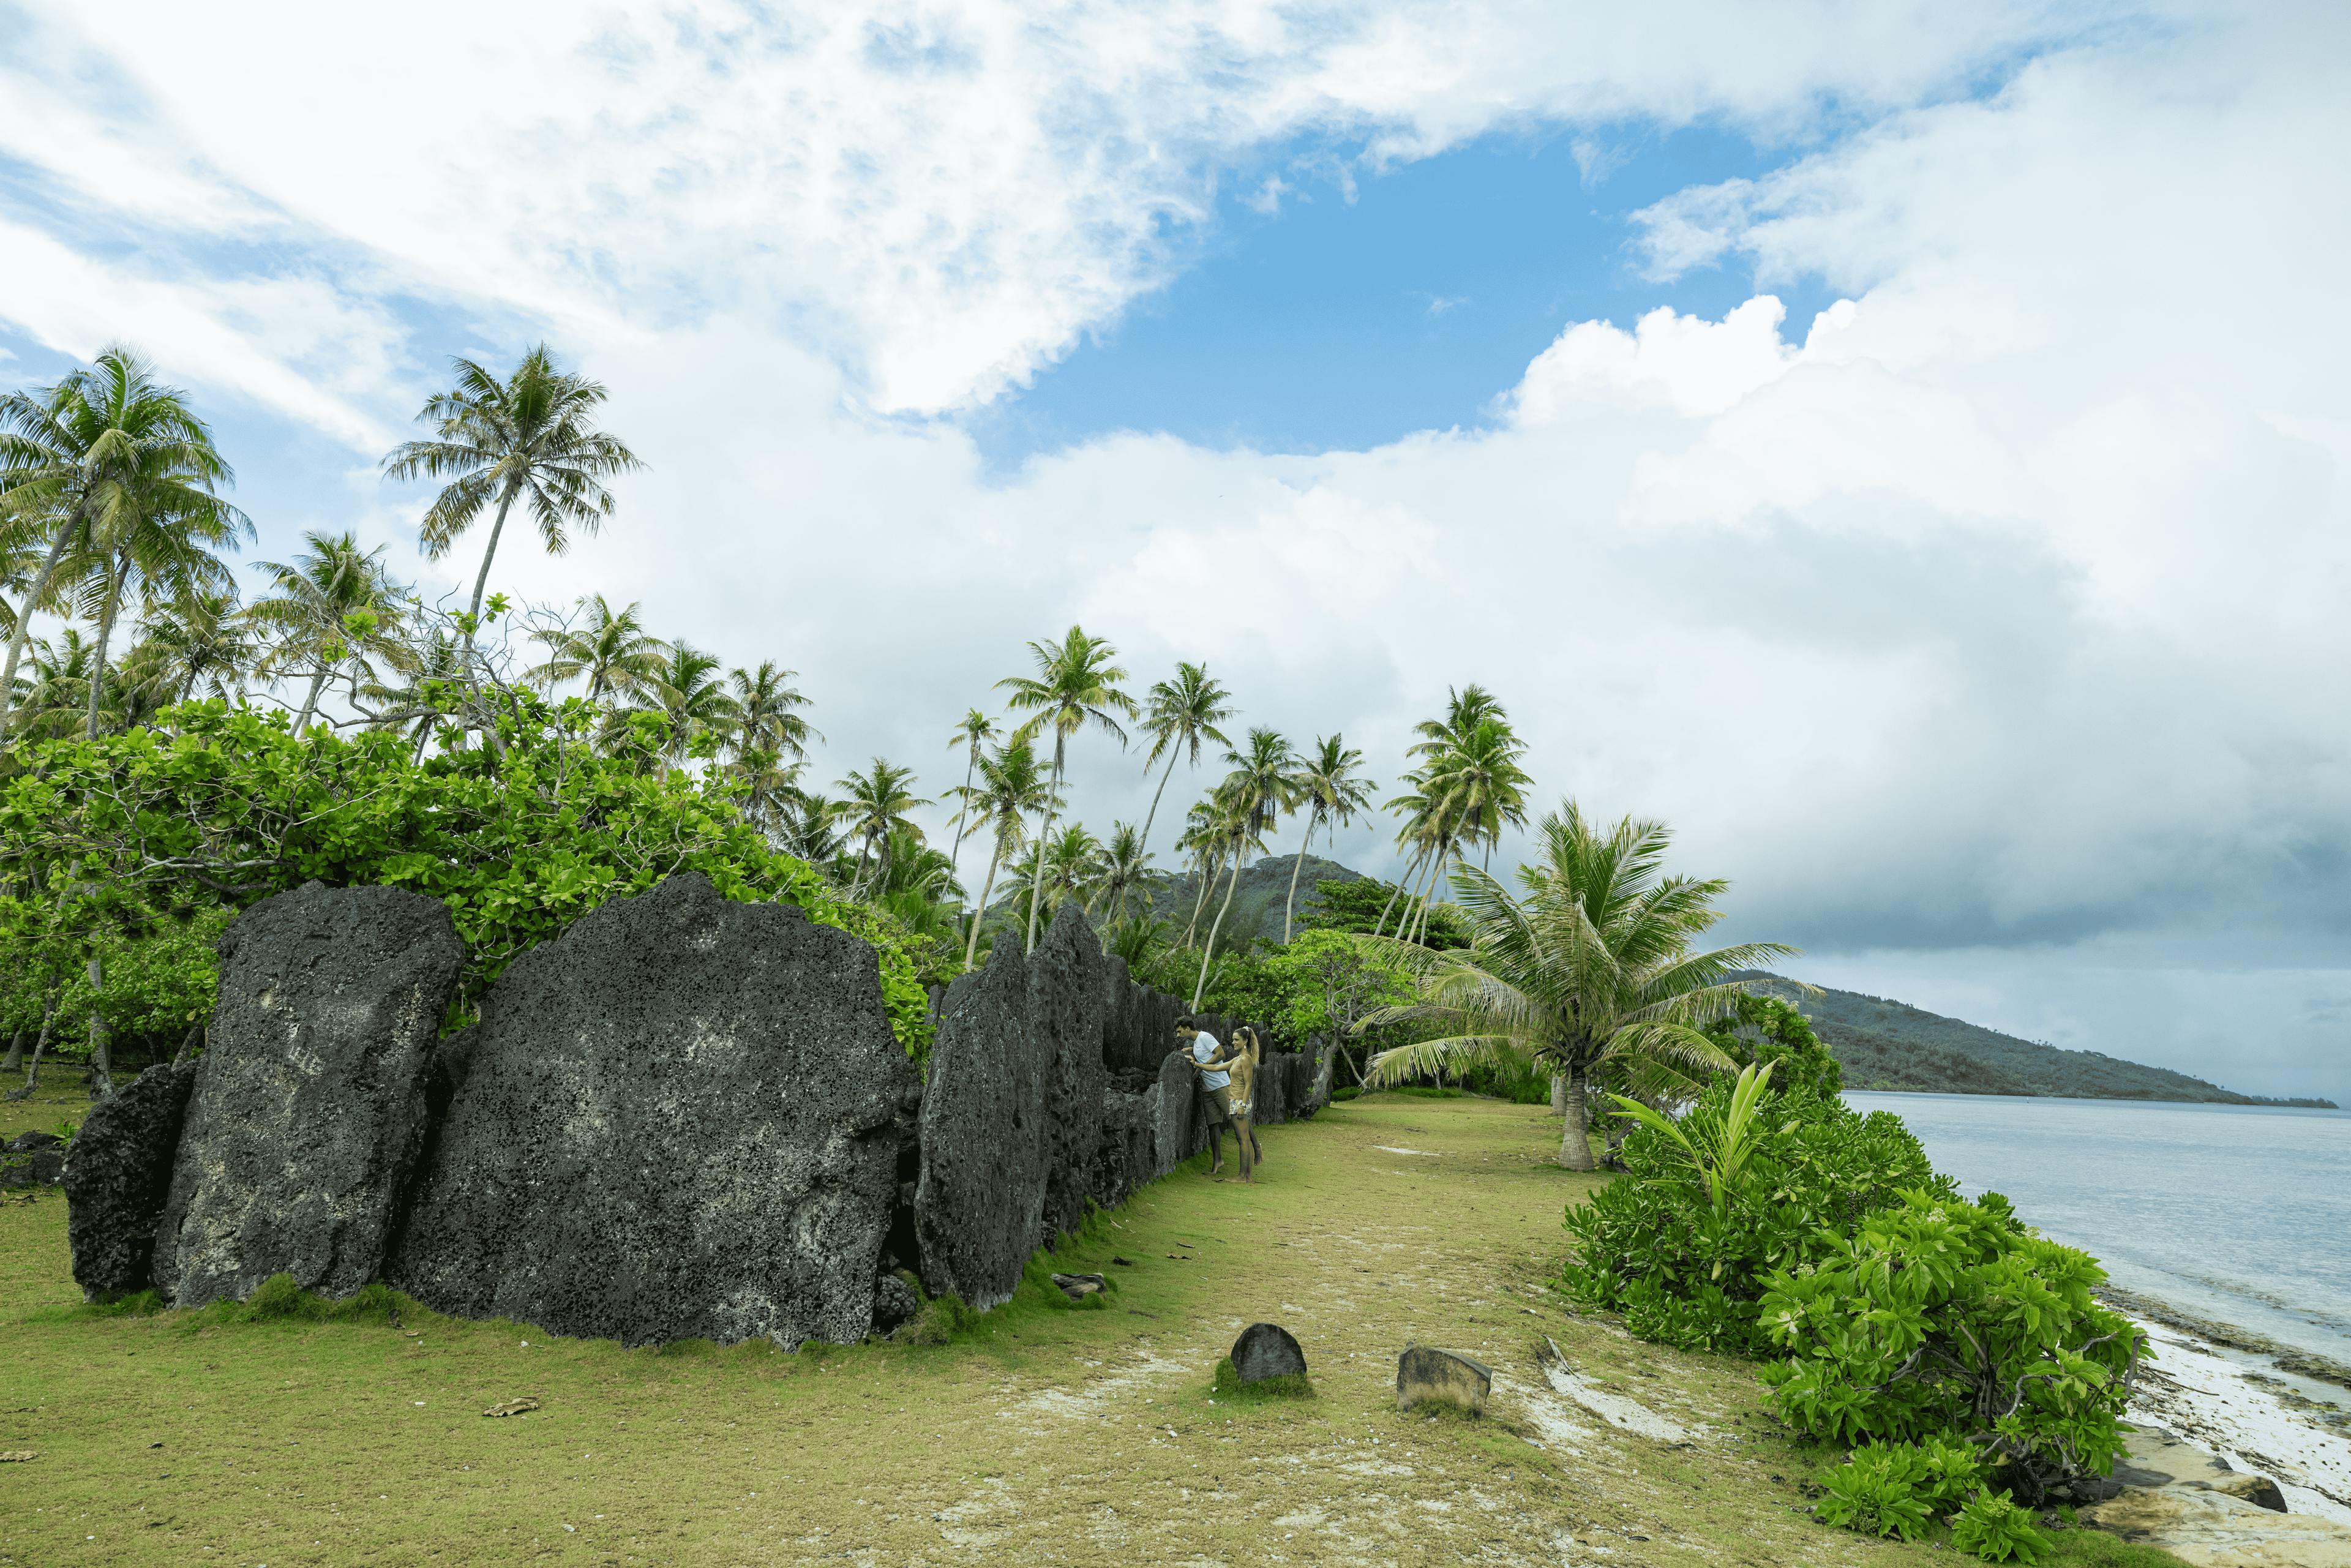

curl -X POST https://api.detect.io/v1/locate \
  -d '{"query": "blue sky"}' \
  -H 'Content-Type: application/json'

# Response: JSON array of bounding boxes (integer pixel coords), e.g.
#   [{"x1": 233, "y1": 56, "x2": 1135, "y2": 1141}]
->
[{"x1": 978, "y1": 126, "x2": 1841, "y2": 463}]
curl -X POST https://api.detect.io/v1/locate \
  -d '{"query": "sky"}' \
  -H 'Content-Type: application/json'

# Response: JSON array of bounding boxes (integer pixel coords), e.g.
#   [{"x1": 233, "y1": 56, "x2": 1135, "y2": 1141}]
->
[{"x1": 2, "y1": 1, "x2": 2346, "y2": 1105}]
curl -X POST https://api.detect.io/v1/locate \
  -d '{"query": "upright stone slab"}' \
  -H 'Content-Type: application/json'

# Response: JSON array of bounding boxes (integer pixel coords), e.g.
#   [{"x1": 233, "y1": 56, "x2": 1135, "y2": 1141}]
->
[
  {"x1": 1101, "y1": 961, "x2": 1184, "y2": 1076},
  {"x1": 1152, "y1": 1049, "x2": 1201, "y2": 1176},
  {"x1": 1089, "y1": 1089, "x2": 1157, "y2": 1210},
  {"x1": 1032, "y1": 903, "x2": 1107, "y2": 1244},
  {"x1": 1253, "y1": 1051, "x2": 1289, "y2": 1126},
  {"x1": 913, "y1": 940, "x2": 1052, "y2": 1310},
  {"x1": 1232, "y1": 1322, "x2": 1309, "y2": 1384},
  {"x1": 64, "y1": 1062, "x2": 198, "y2": 1299},
  {"x1": 392, "y1": 873, "x2": 907, "y2": 1348},
  {"x1": 154, "y1": 883, "x2": 463, "y2": 1307}
]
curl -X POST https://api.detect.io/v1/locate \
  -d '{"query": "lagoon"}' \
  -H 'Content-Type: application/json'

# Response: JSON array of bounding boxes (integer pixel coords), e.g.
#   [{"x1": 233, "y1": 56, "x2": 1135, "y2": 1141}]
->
[{"x1": 1848, "y1": 1092, "x2": 2351, "y2": 1368}]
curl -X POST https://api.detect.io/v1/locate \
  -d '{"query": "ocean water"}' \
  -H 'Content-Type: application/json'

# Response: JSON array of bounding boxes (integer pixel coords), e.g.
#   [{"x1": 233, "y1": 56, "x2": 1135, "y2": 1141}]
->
[{"x1": 1846, "y1": 1092, "x2": 2351, "y2": 1368}]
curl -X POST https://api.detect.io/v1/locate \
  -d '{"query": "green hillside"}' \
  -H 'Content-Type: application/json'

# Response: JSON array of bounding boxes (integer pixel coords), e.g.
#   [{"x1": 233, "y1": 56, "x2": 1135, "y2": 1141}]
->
[
  {"x1": 1746, "y1": 974, "x2": 2336, "y2": 1107},
  {"x1": 980, "y1": 853, "x2": 1365, "y2": 950}
]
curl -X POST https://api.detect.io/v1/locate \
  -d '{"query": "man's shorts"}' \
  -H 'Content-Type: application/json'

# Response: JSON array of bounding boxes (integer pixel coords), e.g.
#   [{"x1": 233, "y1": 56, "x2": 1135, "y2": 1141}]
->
[{"x1": 1201, "y1": 1084, "x2": 1237, "y2": 1128}]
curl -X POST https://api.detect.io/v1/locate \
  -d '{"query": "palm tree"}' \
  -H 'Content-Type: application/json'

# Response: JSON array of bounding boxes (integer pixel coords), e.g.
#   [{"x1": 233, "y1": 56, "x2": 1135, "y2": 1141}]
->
[
  {"x1": 358, "y1": 623, "x2": 465, "y2": 761},
  {"x1": 943, "y1": 708, "x2": 996, "y2": 873},
  {"x1": 1176, "y1": 799, "x2": 1224, "y2": 950},
  {"x1": 1136, "y1": 662, "x2": 1234, "y2": 860},
  {"x1": 1362, "y1": 801, "x2": 1799, "y2": 1169},
  {"x1": 833, "y1": 758, "x2": 927, "y2": 895},
  {"x1": 75, "y1": 471, "x2": 250, "y2": 740},
  {"x1": 996, "y1": 625, "x2": 1136, "y2": 951},
  {"x1": 248, "y1": 530, "x2": 415, "y2": 733},
  {"x1": 7, "y1": 629, "x2": 96, "y2": 741},
  {"x1": 612, "y1": 640, "x2": 737, "y2": 763},
  {"x1": 0, "y1": 347, "x2": 247, "y2": 745},
  {"x1": 777, "y1": 790, "x2": 852, "y2": 869},
  {"x1": 1403, "y1": 717, "x2": 1532, "y2": 942},
  {"x1": 135, "y1": 586, "x2": 254, "y2": 710},
  {"x1": 722, "y1": 743, "x2": 804, "y2": 838},
  {"x1": 525, "y1": 595, "x2": 666, "y2": 702},
  {"x1": 380, "y1": 345, "x2": 642, "y2": 668},
  {"x1": 729, "y1": 661, "x2": 817, "y2": 762},
  {"x1": 1193, "y1": 727, "x2": 1295, "y2": 1007},
  {"x1": 1283, "y1": 733, "x2": 1373, "y2": 943},
  {"x1": 1012, "y1": 823, "x2": 1104, "y2": 917},
  {"x1": 959, "y1": 735, "x2": 1058, "y2": 972},
  {"x1": 1095, "y1": 820, "x2": 1152, "y2": 925}
]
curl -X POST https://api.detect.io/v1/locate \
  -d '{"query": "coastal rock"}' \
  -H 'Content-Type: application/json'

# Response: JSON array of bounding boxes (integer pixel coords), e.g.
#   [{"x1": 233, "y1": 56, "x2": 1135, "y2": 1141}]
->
[
  {"x1": 873, "y1": 1274, "x2": 921, "y2": 1336},
  {"x1": 392, "y1": 872, "x2": 908, "y2": 1348},
  {"x1": 62, "y1": 1063, "x2": 197, "y2": 1298},
  {"x1": 914, "y1": 939, "x2": 1052, "y2": 1310},
  {"x1": 2, "y1": 1130, "x2": 65, "y2": 1188},
  {"x1": 1398, "y1": 1346, "x2": 1492, "y2": 1414},
  {"x1": 1090, "y1": 1089, "x2": 1157, "y2": 1210},
  {"x1": 1101, "y1": 959, "x2": 1184, "y2": 1076},
  {"x1": 1253, "y1": 1051, "x2": 1289, "y2": 1125},
  {"x1": 1152, "y1": 1049, "x2": 1201, "y2": 1175},
  {"x1": 154, "y1": 883, "x2": 464, "y2": 1308},
  {"x1": 1231, "y1": 1322, "x2": 1308, "y2": 1384},
  {"x1": 1033, "y1": 903, "x2": 1107, "y2": 1244},
  {"x1": 2082, "y1": 1486, "x2": 2351, "y2": 1566}
]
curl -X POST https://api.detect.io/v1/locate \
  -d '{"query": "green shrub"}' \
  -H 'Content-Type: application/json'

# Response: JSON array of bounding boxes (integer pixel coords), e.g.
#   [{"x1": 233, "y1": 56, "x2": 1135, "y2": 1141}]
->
[
  {"x1": 1951, "y1": 1488, "x2": 2052, "y2": 1564},
  {"x1": 243, "y1": 1272, "x2": 326, "y2": 1322},
  {"x1": 1562, "y1": 1076, "x2": 1949, "y2": 1354},
  {"x1": 1703, "y1": 993, "x2": 1843, "y2": 1100},
  {"x1": 1210, "y1": 1356, "x2": 1313, "y2": 1401},
  {"x1": 1759, "y1": 1190, "x2": 2142, "y2": 1499},
  {"x1": 1813, "y1": 1443, "x2": 1935, "y2": 1540},
  {"x1": 895, "y1": 1292, "x2": 981, "y2": 1346}
]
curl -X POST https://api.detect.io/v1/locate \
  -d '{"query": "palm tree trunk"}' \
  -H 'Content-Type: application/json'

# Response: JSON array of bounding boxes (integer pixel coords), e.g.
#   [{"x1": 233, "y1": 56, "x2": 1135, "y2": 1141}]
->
[
  {"x1": 1373, "y1": 847, "x2": 1425, "y2": 937},
  {"x1": 1025, "y1": 740, "x2": 1065, "y2": 952},
  {"x1": 1550, "y1": 1074, "x2": 1567, "y2": 1116},
  {"x1": 1182, "y1": 847, "x2": 1220, "y2": 949},
  {"x1": 462, "y1": 485, "x2": 522, "y2": 660},
  {"x1": 1558, "y1": 1065, "x2": 1596, "y2": 1171},
  {"x1": 0, "y1": 523, "x2": 81, "y2": 745},
  {"x1": 1191, "y1": 842, "x2": 1245, "y2": 1009},
  {"x1": 1402, "y1": 844, "x2": 1445, "y2": 944},
  {"x1": 84, "y1": 557, "x2": 127, "y2": 741},
  {"x1": 84, "y1": 949, "x2": 112, "y2": 1098},
  {"x1": 1283, "y1": 813, "x2": 1316, "y2": 944},
  {"x1": 172, "y1": 1023, "x2": 204, "y2": 1068},
  {"x1": 293, "y1": 667, "x2": 329, "y2": 733},
  {"x1": 1138, "y1": 746, "x2": 1182, "y2": 860},
  {"x1": 962, "y1": 844, "x2": 1005, "y2": 972},
  {"x1": 948, "y1": 745, "x2": 980, "y2": 876}
]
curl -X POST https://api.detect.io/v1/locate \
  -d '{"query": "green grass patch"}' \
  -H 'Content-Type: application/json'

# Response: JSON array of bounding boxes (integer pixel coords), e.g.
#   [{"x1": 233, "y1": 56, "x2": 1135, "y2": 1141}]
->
[
  {"x1": 1209, "y1": 1356, "x2": 1314, "y2": 1402},
  {"x1": 2043, "y1": 1527, "x2": 2195, "y2": 1567}
]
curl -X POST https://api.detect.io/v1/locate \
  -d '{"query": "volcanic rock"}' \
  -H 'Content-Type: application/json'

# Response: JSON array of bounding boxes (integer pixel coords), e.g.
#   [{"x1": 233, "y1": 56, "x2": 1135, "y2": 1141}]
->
[
  {"x1": 392, "y1": 872, "x2": 909, "y2": 1348},
  {"x1": 1232, "y1": 1322, "x2": 1309, "y2": 1384},
  {"x1": 1397, "y1": 1346, "x2": 1492, "y2": 1414},
  {"x1": 63, "y1": 1063, "x2": 198, "y2": 1298},
  {"x1": 2, "y1": 1130, "x2": 65, "y2": 1189},
  {"x1": 153, "y1": 883, "x2": 464, "y2": 1307},
  {"x1": 1032, "y1": 902, "x2": 1107, "y2": 1244}
]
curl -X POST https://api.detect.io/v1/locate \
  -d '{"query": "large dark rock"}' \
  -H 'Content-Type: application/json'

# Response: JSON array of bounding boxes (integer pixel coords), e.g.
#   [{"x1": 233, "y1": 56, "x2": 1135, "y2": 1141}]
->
[
  {"x1": 391, "y1": 872, "x2": 907, "y2": 1349},
  {"x1": 1033, "y1": 903, "x2": 1107, "y2": 1243},
  {"x1": 1090, "y1": 1089, "x2": 1157, "y2": 1210},
  {"x1": 2, "y1": 1130, "x2": 66, "y2": 1189},
  {"x1": 914, "y1": 937, "x2": 1056, "y2": 1309},
  {"x1": 1232, "y1": 1322, "x2": 1308, "y2": 1384},
  {"x1": 63, "y1": 1063, "x2": 198, "y2": 1298},
  {"x1": 1101, "y1": 961, "x2": 1184, "y2": 1076},
  {"x1": 1152, "y1": 1048, "x2": 1201, "y2": 1176},
  {"x1": 153, "y1": 883, "x2": 464, "y2": 1308},
  {"x1": 1252, "y1": 1051, "x2": 1289, "y2": 1126}
]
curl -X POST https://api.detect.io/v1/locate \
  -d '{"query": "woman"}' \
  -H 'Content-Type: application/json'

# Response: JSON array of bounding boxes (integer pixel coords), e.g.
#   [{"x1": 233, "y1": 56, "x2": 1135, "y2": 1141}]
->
[{"x1": 1223, "y1": 1026, "x2": 1267, "y2": 1173}]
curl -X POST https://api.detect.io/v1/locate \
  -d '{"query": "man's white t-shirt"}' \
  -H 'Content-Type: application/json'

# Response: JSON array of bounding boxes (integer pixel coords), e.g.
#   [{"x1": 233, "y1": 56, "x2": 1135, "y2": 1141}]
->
[{"x1": 1191, "y1": 1032, "x2": 1231, "y2": 1090}]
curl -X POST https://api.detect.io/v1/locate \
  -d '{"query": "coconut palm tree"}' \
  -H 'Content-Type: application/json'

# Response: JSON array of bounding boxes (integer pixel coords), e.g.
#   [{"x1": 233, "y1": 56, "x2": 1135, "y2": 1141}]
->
[
  {"x1": 960, "y1": 734, "x2": 1058, "y2": 972},
  {"x1": 6, "y1": 629, "x2": 96, "y2": 741},
  {"x1": 1136, "y1": 662, "x2": 1233, "y2": 860},
  {"x1": 73, "y1": 471, "x2": 250, "y2": 740},
  {"x1": 135, "y1": 586, "x2": 255, "y2": 711},
  {"x1": 0, "y1": 347, "x2": 247, "y2": 745},
  {"x1": 723, "y1": 743, "x2": 804, "y2": 838},
  {"x1": 943, "y1": 708, "x2": 996, "y2": 869},
  {"x1": 1192, "y1": 727, "x2": 1295, "y2": 1007},
  {"x1": 1176, "y1": 798, "x2": 1224, "y2": 949},
  {"x1": 996, "y1": 625, "x2": 1136, "y2": 951},
  {"x1": 777, "y1": 790, "x2": 852, "y2": 869},
  {"x1": 524, "y1": 595, "x2": 666, "y2": 702},
  {"x1": 1094, "y1": 820, "x2": 1152, "y2": 925},
  {"x1": 1011, "y1": 823, "x2": 1104, "y2": 917},
  {"x1": 611, "y1": 640, "x2": 737, "y2": 763},
  {"x1": 1283, "y1": 733, "x2": 1373, "y2": 943},
  {"x1": 248, "y1": 530, "x2": 415, "y2": 733},
  {"x1": 833, "y1": 758, "x2": 927, "y2": 895},
  {"x1": 1403, "y1": 717, "x2": 1532, "y2": 942},
  {"x1": 380, "y1": 345, "x2": 641, "y2": 669},
  {"x1": 1362, "y1": 801, "x2": 1799, "y2": 1169},
  {"x1": 730, "y1": 660, "x2": 817, "y2": 762}
]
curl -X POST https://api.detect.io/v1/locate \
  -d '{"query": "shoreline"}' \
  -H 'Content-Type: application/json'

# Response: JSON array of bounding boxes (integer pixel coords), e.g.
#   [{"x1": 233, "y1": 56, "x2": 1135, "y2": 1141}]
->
[{"x1": 2102, "y1": 1291, "x2": 2351, "y2": 1528}]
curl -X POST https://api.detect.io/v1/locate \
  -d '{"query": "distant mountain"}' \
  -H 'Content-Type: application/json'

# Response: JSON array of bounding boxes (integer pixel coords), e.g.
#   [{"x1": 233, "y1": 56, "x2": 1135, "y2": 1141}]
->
[
  {"x1": 1747, "y1": 974, "x2": 2338, "y2": 1108},
  {"x1": 981, "y1": 853, "x2": 1365, "y2": 948}
]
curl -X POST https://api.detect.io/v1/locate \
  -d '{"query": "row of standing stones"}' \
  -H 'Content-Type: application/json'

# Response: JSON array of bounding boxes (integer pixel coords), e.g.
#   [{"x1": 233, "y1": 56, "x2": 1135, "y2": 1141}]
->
[{"x1": 58, "y1": 872, "x2": 1332, "y2": 1348}]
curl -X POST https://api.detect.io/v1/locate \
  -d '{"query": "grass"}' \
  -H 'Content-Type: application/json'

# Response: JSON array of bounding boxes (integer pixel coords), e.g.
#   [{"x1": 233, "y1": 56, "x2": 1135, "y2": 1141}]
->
[{"x1": 0, "y1": 1076, "x2": 2188, "y2": 1566}]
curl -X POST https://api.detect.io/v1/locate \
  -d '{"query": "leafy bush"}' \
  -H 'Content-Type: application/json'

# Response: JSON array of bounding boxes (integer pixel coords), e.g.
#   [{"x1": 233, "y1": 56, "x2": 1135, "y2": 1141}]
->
[
  {"x1": 0, "y1": 700, "x2": 933, "y2": 1054},
  {"x1": 1813, "y1": 1442, "x2": 1936, "y2": 1540},
  {"x1": 1703, "y1": 993, "x2": 1843, "y2": 1099},
  {"x1": 1562, "y1": 1075, "x2": 1951, "y2": 1354},
  {"x1": 1951, "y1": 1488, "x2": 2052, "y2": 1564},
  {"x1": 1759, "y1": 1189, "x2": 2143, "y2": 1500}
]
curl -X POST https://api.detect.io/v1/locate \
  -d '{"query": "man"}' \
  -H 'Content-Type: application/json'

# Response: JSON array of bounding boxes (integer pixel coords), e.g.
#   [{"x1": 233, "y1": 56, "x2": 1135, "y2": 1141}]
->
[{"x1": 1173, "y1": 1015, "x2": 1251, "y2": 1182}]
